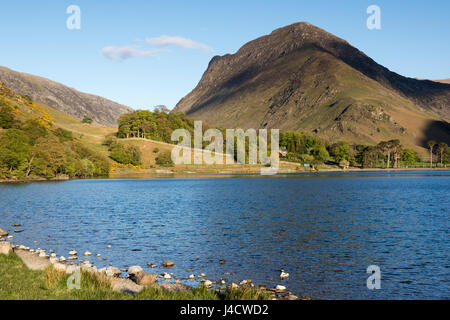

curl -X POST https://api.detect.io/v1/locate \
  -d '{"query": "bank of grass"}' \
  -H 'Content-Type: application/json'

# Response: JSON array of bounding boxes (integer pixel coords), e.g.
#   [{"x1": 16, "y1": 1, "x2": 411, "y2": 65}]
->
[{"x1": 0, "y1": 253, "x2": 269, "y2": 300}]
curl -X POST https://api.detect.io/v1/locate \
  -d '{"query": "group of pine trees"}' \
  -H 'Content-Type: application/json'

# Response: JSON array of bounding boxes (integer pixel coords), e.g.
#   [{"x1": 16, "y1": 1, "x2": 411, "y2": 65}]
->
[{"x1": 117, "y1": 106, "x2": 194, "y2": 143}]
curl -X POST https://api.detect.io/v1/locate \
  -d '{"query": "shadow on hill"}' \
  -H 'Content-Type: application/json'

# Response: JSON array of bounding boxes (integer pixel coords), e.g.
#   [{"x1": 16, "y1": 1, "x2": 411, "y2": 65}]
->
[{"x1": 420, "y1": 120, "x2": 450, "y2": 147}]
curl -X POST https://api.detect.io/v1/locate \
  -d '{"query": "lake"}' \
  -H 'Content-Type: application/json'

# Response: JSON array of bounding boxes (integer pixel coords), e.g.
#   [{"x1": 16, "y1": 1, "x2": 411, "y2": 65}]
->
[{"x1": 0, "y1": 171, "x2": 449, "y2": 299}]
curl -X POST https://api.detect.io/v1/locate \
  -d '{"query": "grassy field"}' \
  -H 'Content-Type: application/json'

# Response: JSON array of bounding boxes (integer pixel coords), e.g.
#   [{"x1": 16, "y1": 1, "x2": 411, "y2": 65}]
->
[{"x1": 0, "y1": 253, "x2": 270, "y2": 300}]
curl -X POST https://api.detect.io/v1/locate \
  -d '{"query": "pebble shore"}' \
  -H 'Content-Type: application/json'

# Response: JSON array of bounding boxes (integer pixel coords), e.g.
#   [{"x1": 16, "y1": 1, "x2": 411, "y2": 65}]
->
[{"x1": 0, "y1": 226, "x2": 302, "y2": 300}]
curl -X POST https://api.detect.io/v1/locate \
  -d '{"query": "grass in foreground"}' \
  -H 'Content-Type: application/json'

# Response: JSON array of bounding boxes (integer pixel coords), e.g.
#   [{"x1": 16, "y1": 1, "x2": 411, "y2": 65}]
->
[{"x1": 0, "y1": 253, "x2": 269, "y2": 300}]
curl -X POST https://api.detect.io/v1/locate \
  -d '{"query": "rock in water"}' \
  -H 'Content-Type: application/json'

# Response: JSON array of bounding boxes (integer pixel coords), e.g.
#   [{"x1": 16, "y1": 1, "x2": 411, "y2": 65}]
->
[
  {"x1": 83, "y1": 251, "x2": 92, "y2": 256},
  {"x1": 275, "y1": 285, "x2": 287, "y2": 292},
  {"x1": 162, "y1": 261, "x2": 174, "y2": 268},
  {"x1": 163, "y1": 273, "x2": 172, "y2": 280}
]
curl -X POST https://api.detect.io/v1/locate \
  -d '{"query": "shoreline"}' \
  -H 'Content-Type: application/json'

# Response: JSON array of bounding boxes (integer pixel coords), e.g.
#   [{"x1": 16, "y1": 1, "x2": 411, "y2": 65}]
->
[
  {"x1": 0, "y1": 235, "x2": 301, "y2": 300},
  {"x1": 1, "y1": 167, "x2": 449, "y2": 183}
]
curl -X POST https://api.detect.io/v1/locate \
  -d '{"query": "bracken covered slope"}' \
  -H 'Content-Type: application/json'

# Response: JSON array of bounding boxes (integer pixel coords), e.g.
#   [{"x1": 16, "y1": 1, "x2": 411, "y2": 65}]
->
[
  {"x1": 175, "y1": 22, "x2": 450, "y2": 148},
  {"x1": 0, "y1": 66, "x2": 133, "y2": 127}
]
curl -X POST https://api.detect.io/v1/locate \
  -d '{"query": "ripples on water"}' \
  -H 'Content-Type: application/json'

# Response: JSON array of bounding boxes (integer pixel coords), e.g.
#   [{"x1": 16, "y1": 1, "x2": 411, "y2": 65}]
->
[{"x1": 0, "y1": 171, "x2": 449, "y2": 299}]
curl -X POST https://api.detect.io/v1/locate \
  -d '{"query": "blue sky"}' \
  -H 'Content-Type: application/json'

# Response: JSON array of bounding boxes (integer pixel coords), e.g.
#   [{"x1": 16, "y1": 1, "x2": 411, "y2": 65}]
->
[{"x1": 0, "y1": 0, "x2": 449, "y2": 110}]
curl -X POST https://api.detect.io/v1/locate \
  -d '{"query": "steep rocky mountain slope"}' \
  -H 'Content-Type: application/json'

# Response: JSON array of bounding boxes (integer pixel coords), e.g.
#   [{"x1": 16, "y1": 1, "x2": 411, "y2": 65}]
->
[
  {"x1": 0, "y1": 66, "x2": 132, "y2": 127},
  {"x1": 175, "y1": 22, "x2": 450, "y2": 148}
]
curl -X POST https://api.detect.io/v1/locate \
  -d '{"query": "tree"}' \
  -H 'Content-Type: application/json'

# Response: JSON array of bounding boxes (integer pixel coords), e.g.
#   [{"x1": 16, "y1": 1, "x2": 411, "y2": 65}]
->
[
  {"x1": 330, "y1": 142, "x2": 350, "y2": 162},
  {"x1": 27, "y1": 135, "x2": 66, "y2": 177},
  {"x1": 20, "y1": 119, "x2": 47, "y2": 145},
  {"x1": 0, "y1": 129, "x2": 30, "y2": 173},
  {"x1": 312, "y1": 145, "x2": 329, "y2": 162},
  {"x1": 109, "y1": 143, "x2": 142, "y2": 165},
  {"x1": 427, "y1": 140, "x2": 436, "y2": 168},
  {"x1": 402, "y1": 148, "x2": 418, "y2": 167},
  {"x1": 156, "y1": 150, "x2": 174, "y2": 167},
  {"x1": 390, "y1": 140, "x2": 402, "y2": 168},
  {"x1": 81, "y1": 116, "x2": 93, "y2": 124},
  {"x1": 0, "y1": 106, "x2": 14, "y2": 129},
  {"x1": 437, "y1": 142, "x2": 448, "y2": 166},
  {"x1": 54, "y1": 128, "x2": 73, "y2": 142}
]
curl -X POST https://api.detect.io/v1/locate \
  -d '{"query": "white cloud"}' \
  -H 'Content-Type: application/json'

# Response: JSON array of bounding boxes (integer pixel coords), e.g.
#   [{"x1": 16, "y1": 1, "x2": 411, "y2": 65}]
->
[
  {"x1": 101, "y1": 46, "x2": 165, "y2": 61},
  {"x1": 146, "y1": 35, "x2": 213, "y2": 52}
]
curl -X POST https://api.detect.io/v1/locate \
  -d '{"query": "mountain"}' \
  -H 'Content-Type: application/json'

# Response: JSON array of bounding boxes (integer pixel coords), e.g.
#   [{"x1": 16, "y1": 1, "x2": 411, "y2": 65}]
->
[
  {"x1": 174, "y1": 22, "x2": 450, "y2": 149},
  {"x1": 0, "y1": 66, "x2": 133, "y2": 127}
]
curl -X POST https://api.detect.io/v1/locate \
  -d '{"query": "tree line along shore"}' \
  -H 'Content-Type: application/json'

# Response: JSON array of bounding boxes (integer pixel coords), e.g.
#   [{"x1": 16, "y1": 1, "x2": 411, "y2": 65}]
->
[{"x1": 1, "y1": 102, "x2": 449, "y2": 182}]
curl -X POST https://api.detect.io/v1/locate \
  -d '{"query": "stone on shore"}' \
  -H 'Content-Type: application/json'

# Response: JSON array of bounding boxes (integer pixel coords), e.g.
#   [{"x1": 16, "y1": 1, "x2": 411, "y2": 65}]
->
[
  {"x1": 66, "y1": 265, "x2": 78, "y2": 274},
  {"x1": 0, "y1": 242, "x2": 12, "y2": 255},
  {"x1": 109, "y1": 277, "x2": 143, "y2": 294},
  {"x1": 0, "y1": 228, "x2": 8, "y2": 237},
  {"x1": 158, "y1": 282, "x2": 191, "y2": 292},
  {"x1": 202, "y1": 280, "x2": 213, "y2": 287},
  {"x1": 128, "y1": 265, "x2": 143, "y2": 275},
  {"x1": 105, "y1": 266, "x2": 122, "y2": 277},
  {"x1": 133, "y1": 272, "x2": 158, "y2": 286},
  {"x1": 15, "y1": 249, "x2": 51, "y2": 270},
  {"x1": 53, "y1": 262, "x2": 67, "y2": 272},
  {"x1": 49, "y1": 257, "x2": 59, "y2": 264}
]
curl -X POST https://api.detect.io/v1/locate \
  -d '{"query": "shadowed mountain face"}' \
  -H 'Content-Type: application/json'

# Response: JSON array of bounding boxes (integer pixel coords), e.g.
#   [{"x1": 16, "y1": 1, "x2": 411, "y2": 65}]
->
[
  {"x1": 0, "y1": 66, "x2": 133, "y2": 127},
  {"x1": 175, "y1": 22, "x2": 450, "y2": 147}
]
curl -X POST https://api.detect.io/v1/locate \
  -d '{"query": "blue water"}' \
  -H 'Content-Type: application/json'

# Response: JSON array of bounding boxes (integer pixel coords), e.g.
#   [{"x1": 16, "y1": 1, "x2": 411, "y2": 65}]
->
[{"x1": 0, "y1": 171, "x2": 449, "y2": 299}]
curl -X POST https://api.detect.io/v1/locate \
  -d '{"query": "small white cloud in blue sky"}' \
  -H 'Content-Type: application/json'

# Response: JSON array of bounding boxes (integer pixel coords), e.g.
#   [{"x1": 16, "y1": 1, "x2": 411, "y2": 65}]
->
[
  {"x1": 102, "y1": 36, "x2": 213, "y2": 61},
  {"x1": 101, "y1": 46, "x2": 164, "y2": 61},
  {"x1": 146, "y1": 36, "x2": 213, "y2": 52}
]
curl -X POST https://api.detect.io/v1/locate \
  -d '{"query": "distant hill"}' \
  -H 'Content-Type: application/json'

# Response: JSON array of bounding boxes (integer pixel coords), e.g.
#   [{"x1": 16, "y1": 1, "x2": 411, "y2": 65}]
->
[
  {"x1": 0, "y1": 66, "x2": 133, "y2": 127},
  {"x1": 175, "y1": 22, "x2": 450, "y2": 149},
  {"x1": 435, "y1": 79, "x2": 450, "y2": 84}
]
